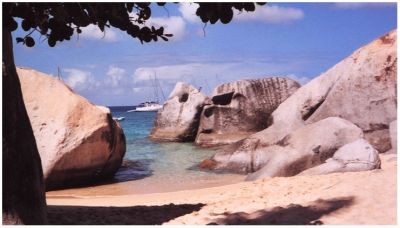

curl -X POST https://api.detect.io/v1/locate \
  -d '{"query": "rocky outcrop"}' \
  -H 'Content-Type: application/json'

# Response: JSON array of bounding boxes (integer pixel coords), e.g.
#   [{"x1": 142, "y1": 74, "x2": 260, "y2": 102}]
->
[
  {"x1": 298, "y1": 139, "x2": 381, "y2": 176},
  {"x1": 204, "y1": 30, "x2": 396, "y2": 176},
  {"x1": 17, "y1": 67, "x2": 126, "y2": 189},
  {"x1": 305, "y1": 30, "x2": 397, "y2": 152},
  {"x1": 235, "y1": 117, "x2": 364, "y2": 179},
  {"x1": 150, "y1": 82, "x2": 207, "y2": 142},
  {"x1": 195, "y1": 77, "x2": 300, "y2": 147}
]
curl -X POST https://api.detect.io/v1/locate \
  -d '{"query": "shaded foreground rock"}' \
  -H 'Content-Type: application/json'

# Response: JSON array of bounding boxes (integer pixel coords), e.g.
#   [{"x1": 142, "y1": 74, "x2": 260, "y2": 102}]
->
[
  {"x1": 205, "y1": 29, "x2": 397, "y2": 176},
  {"x1": 150, "y1": 82, "x2": 207, "y2": 142},
  {"x1": 243, "y1": 117, "x2": 363, "y2": 180},
  {"x1": 17, "y1": 67, "x2": 126, "y2": 189},
  {"x1": 299, "y1": 139, "x2": 381, "y2": 176},
  {"x1": 195, "y1": 77, "x2": 300, "y2": 147}
]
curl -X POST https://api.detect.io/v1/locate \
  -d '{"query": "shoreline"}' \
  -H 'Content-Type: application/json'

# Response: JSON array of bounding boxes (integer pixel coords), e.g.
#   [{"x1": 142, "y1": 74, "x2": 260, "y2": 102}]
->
[
  {"x1": 46, "y1": 172, "x2": 246, "y2": 198},
  {"x1": 46, "y1": 153, "x2": 397, "y2": 225}
]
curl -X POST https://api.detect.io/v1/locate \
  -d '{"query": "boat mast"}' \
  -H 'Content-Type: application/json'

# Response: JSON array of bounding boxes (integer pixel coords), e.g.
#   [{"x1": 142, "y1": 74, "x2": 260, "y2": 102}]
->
[
  {"x1": 149, "y1": 73, "x2": 159, "y2": 103},
  {"x1": 154, "y1": 71, "x2": 166, "y2": 103}
]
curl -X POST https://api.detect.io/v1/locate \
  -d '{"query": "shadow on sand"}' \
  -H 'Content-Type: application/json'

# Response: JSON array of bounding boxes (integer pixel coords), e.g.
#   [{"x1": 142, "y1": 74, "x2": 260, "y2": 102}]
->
[
  {"x1": 46, "y1": 159, "x2": 154, "y2": 191},
  {"x1": 47, "y1": 197, "x2": 354, "y2": 225},
  {"x1": 47, "y1": 203, "x2": 205, "y2": 225},
  {"x1": 208, "y1": 197, "x2": 355, "y2": 225}
]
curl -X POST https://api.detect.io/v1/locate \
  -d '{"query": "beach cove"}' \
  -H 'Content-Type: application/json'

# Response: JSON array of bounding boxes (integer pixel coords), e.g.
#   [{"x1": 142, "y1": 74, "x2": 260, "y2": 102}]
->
[
  {"x1": 46, "y1": 108, "x2": 246, "y2": 196},
  {"x1": 46, "y1": 152, "x2": 396, "y2": 225},
  {"x1": 45, "y1": 108, "x2": 397, "y2": 225},
  {"x1": 4, "y1": 3, "x2": 397, "y2": 225}
]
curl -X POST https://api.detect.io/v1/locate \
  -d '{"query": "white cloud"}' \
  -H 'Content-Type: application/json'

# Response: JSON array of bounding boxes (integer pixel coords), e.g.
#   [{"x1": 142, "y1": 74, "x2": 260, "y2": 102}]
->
[
  {"x1": 147, "y1": 16, "x2": 186, "y2": 41},
  {"x1": 334, "y1": 2, "x2": 396, "y2": 9},
  {"x1": 234, "y1": 5, "x2": 304, "y2": 24},
  {"x1": 179, "y1": 3, "x2": 201, "y2": 23},
  {"x1": 132, "y1": 63, "x2": 235, "y2": 83},
  {"x1": 286, "y1": 74, "x2": 310, "y2": 85},
  {"x1": 106, "y1": 66, "x2": 126, "y2": 87},
  {"x1": 86, "y1": 64, "x2": 97, "y2": 69},
  {"x1": 132, "y1": 87, "x2": 144, "y2": 93},
  {"x1": 131, "y1": 60, "x2": 313, "y2": 96},
  {"x1": 64, "y1": 66, "x2": 132, "y2": 96},
  {"x1": 178, "y1": 3, "x2": 304, "y2": 25},
  {"x1": 129, "y1": 10, "x2": 187, "y2": 42},
  {"x1": 80, "y1": 24, "x2": 118, "y2": 42},
  {"x1": 63, "y1": 68, "x2": 99, "y2": 91}
]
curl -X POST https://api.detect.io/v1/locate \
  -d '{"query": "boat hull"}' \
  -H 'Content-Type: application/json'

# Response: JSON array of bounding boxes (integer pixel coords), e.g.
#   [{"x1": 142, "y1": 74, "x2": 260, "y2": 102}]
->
[{"x1": 133, "y1": 105, "x2": 162, "y2": 112}]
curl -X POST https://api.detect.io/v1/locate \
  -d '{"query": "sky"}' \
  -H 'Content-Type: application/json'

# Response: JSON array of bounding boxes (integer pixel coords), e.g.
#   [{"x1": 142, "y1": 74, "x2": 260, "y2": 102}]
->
[{"x1": 12, "y1": 2, "x2": 397, "y2": 106}]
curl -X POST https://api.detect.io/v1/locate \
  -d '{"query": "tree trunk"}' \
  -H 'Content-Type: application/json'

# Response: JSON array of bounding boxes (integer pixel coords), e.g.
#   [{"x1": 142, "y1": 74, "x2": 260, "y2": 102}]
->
[{"x1": 2, "y1": 27, "x2": 48, "y2": 224}]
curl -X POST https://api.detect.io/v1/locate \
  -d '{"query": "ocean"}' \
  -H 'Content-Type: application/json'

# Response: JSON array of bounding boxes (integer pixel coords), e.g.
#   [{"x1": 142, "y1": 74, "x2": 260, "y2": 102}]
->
[{"x1": 107, "y1": 106, "x2": 244, "y2": 194}]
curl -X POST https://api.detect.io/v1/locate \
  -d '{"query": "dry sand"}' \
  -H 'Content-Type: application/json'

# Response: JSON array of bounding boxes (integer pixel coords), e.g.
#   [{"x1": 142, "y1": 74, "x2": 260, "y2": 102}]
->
[{"x1": 46, "y1": 153, "x2": 397, "y2": 225}]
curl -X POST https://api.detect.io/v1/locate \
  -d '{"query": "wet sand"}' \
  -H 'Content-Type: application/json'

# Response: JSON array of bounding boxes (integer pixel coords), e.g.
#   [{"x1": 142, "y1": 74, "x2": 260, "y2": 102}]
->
[{"x1": 46, "y1": 153, "x2": 397, "y2": 225}]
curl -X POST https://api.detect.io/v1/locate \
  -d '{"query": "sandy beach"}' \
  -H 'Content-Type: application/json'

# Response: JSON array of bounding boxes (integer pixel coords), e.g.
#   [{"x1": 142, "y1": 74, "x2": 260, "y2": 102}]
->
[{"x1": 46, "y1": 152, "x2": 397, "y2": 225}]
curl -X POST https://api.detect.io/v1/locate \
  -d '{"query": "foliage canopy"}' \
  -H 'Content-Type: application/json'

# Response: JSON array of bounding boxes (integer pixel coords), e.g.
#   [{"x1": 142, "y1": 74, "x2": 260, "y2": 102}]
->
[{"x1": 3, "y1": 2, "x2": 266, "y2": 47}]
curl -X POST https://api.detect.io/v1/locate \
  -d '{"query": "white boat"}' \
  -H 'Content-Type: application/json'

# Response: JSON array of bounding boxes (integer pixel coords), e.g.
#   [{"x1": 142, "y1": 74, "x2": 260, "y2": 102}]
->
[
  {"x1": 130, "y1": 72, "x2": 165, "y2": 112},
  {"x1": 113, "y1": 117, "x2": 125, "y2": 122},
  {"x1": 132, "y1": 101, "x2": 162, "y2": 112}
]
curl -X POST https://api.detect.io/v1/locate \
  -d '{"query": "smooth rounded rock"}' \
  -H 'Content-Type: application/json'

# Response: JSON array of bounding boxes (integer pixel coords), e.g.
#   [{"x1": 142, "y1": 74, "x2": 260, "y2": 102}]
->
[
  {"x1": 243, "y1": 117, "x2": 364, "y2": 180},
  {"x1": 150, "y1": 82, "x2": 207, "y2": 142},
  {"x1": 18, "y1": 67, "x2": 126, "y2": 189},
  {"x1": 298, "y1": 139, "x2": 381, "y2": 176}
]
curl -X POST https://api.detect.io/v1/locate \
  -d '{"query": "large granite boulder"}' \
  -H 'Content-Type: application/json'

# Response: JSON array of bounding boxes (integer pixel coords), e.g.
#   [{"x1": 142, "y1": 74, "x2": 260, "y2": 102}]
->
[
  {"x1": 17, "y1": 67, "x2": 126, "y2": 189},
  {"x1": 204, "y1": 30, "x2": 397, "y2": 174},
  {"x1": 195, "y1": 77, "x2": 300, "y2": 147},
  {"x1": 219, "y1": 117, "x2": 363, "y2": 179},
  {"x1": 298, "y1": 139, "x2": 381, "y2": 176},
  {"x1": 150, "y1": 82, "x2": 207, "y2": 142},
  {"x1": 305, "y1": 30, "x2": 397, "y2": 152}
]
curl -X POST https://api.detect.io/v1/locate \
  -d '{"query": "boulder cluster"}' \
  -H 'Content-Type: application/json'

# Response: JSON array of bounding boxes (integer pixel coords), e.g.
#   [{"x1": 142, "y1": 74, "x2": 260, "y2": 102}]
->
[
  {"x1": 151, "y1": 30, "x2": 397, "y2": 180},
  {"x1": 150, "y1": 77, "x2": 301, "y2": 146},
  {"x1": 16, "y1": 30, "x2": 397, "y2": 189}
]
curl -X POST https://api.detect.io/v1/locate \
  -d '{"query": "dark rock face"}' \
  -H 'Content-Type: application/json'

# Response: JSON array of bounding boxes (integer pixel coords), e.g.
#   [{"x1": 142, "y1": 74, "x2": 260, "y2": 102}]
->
[
  {"x1": 364, "y1": 129, "x2": 391, "y2": 153},
  {"x1": 195, "y1": 77, "x2": 301, "y2": 147},
  {"x1": 150, "y1": 82, "x2": 207, "y2": 142}
]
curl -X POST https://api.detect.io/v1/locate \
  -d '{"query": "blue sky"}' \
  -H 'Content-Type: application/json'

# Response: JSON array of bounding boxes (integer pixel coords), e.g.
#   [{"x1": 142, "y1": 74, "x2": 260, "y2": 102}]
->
[{"x1": 13, "y1": 2, "x2": 397, "y2": 106}]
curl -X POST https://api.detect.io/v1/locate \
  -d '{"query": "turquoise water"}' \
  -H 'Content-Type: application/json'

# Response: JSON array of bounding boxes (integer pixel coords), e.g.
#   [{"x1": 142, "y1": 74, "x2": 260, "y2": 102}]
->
[{"x1": 109, "y1": 106, "x2": 244, "y2": 193}]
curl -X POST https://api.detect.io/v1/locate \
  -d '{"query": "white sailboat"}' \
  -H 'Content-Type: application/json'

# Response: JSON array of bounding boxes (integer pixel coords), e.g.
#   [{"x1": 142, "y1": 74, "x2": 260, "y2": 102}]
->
[
  {"x1": 132, "y1": 101, "x2": 163, "y2": 112},
  {"x1": 128, "y1": 72, "x2": 165, "y2": 112}
]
